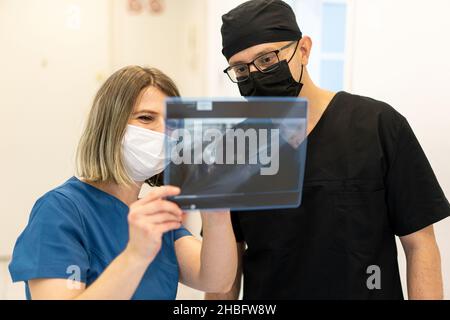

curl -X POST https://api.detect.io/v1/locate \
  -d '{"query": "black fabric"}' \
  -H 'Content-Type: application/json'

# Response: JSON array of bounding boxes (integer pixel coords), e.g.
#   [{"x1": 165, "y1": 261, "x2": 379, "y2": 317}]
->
[
  {"x1": 231, "y1": 91, "x2": 450, "y2": 299},
  {"x1": 221, "y1": 0, "x2": 302, "y2": 60}
]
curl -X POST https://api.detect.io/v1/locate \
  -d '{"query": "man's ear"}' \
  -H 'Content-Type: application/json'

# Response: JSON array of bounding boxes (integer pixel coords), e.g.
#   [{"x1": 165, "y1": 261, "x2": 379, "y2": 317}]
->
[{"x1": 299, "y1": 36, "x2": 312, "y2": 66}]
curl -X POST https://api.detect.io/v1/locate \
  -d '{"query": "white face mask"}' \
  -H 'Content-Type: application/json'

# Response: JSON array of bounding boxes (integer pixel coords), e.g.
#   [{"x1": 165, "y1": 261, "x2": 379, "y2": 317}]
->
[{"x1": 122, "y1": 124, "x2": 170, "y2": 182}]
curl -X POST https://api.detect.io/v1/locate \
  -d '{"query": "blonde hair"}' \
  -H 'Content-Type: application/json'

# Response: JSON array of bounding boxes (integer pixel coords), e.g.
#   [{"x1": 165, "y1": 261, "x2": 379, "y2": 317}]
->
[{"x1": 76, "y1": 66, "x2": 180, "y2": 186}]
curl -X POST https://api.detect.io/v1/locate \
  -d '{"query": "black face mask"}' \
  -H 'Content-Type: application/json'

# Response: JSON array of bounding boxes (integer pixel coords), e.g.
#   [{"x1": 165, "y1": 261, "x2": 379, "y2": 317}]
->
[{"x1": 238, "y1": 60, "x2": 304, "y2": 97}]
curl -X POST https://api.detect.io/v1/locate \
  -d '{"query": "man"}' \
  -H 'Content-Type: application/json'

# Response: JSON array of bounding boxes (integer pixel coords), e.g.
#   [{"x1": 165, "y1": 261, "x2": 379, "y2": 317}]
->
[{"x1": 206, "y1": 0, "x2": 450, "y2": 300}]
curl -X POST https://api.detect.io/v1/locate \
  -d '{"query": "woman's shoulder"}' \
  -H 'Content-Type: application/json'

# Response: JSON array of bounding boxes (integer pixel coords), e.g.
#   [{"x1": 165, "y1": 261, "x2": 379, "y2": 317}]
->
[
  {"x1": 30, "y1": 176, "x2": 126, "y2": 225},
  {"x1": 30, "y1": 177, "x2": 85, "y2": 222},
  {"x1": 10, "y1": 178, "x2": 91, "y2": 284}
]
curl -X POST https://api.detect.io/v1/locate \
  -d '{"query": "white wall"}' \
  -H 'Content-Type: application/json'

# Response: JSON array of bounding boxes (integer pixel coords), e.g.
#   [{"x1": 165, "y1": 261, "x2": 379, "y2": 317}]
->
[
  {"x1": 204, "y1": 0, "x2": 248, "y2": 97},
  {"x1": 348, "y1": 0, "x2": 450, "y2": 298},
  {"x1": 110, "y1": 0, "x2": 207, "y2": 96}
]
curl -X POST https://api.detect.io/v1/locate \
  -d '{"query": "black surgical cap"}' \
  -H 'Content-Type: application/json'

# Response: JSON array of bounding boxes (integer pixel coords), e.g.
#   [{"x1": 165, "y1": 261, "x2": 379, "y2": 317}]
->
[{"x1": 221, "y1": 0, "x2": 302, "y2": 61}]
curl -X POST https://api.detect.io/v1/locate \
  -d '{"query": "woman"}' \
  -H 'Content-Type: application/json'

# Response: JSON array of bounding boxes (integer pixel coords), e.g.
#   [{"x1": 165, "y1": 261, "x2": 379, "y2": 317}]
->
[{"x1": 9, "y1": 66, "x2": 237, "y2": 300}]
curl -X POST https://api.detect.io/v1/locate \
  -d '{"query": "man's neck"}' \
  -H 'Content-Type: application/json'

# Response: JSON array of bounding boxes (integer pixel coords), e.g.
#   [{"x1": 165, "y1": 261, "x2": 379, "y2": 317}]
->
[{"x1": 298, "y1": 75, "x2": 336, "y2": 135}]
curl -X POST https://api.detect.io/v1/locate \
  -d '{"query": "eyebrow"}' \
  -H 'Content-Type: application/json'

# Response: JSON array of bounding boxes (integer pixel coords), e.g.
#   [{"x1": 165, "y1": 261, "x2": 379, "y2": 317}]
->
[{"x1": 132, "y1": 109, "x2": 159, "y2": 115}]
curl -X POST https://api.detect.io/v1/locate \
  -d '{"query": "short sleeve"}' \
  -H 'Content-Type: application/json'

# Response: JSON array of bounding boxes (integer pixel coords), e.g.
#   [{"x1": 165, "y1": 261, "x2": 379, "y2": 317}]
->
[
  {"x1": 386, "y1": 117, "x2": 450, "y2": 236},
  {"x1": 9, "y1": 191, "x2": 90, "y2": 284},
  {"x1": 174, "y1": 225, "x2": 192, "y2": 241}
]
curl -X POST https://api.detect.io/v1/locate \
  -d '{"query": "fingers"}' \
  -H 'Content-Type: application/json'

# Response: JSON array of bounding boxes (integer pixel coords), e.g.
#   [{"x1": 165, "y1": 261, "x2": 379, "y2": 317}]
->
[
  {"x1": 143, "y1": 212, "x2": 182, "y2": 225},
  {"x1": 136, "y1": 186, "x2": 180, "y2": 205},
  {"x1": 154, "y1": 221, "x2": 183, "y2": 234},
  {"x1": 134, "y1": 199, "x2": 182, "y2": 217},
  {"x1": 134, "y1": 216, "x2": 182, "y2": 236}
]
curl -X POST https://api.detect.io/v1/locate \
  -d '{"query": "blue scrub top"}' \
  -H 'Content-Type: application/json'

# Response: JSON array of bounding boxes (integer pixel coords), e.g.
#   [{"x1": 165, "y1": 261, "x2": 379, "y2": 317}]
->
[{"x1": 9, "y1": 177, "x2": 191, "y2": 300}]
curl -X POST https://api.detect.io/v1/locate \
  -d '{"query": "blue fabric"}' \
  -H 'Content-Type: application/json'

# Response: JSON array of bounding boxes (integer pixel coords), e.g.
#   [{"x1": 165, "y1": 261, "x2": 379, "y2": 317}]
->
[{"x1": 9, "y1": 177, "x2": 192, "y2": 300}]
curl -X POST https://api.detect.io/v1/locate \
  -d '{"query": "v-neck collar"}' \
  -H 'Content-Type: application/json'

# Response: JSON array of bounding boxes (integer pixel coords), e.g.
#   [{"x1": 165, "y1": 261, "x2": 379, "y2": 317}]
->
[
  {"x1": 307, "y1": 91, "x2": 343, "y2": 141},
  {"x1": 71, "y1": 176, "x2": 130, "y2": 210}
]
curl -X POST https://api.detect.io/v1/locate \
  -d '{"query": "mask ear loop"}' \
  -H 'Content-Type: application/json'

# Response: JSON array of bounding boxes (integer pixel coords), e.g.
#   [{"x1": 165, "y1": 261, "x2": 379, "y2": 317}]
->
[
  {"x1": 287, "y1": 40, "x2": 304, "y2": 84},
  {"x1": 298, "y1": 64, "x2": 304, "y2": 84}
]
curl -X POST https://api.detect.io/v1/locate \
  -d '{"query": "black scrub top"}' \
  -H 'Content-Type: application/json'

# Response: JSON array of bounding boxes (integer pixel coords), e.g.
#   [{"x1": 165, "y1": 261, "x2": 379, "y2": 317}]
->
[{"x1": 231, "y1": 91, "x2": 450, "y2": 300}]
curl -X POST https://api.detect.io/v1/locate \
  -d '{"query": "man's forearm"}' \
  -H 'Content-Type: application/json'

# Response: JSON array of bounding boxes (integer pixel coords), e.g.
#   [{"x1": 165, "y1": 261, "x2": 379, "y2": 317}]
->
[
  {"x1": 205, "y1": 283, "x2": 241, "y2": 300},
  {"x1": 205, "y1": 270, "x2": 241, "y2": 300},
  {"x1": 405, "y1": 243, "x2": 444, "y2": 299},
  {"x1": 199, "y1": 212, "x2": 238, "y2": 292},
  {"x1": 205, "y1": 242, "x2": 245, "y2": 300}
]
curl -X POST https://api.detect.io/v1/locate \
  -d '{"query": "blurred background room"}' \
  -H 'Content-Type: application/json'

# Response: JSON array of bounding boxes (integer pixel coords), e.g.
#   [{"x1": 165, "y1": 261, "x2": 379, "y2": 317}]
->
[{"x1": 1, "y1": 0, "x2": 449, "y2": 299}]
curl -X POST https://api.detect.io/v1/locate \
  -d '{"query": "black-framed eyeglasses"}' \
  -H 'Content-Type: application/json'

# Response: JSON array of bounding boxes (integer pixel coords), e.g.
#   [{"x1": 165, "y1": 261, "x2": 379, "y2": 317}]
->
[{"x1": 223, "y1": 41, "x2": 299, "y2": 83}]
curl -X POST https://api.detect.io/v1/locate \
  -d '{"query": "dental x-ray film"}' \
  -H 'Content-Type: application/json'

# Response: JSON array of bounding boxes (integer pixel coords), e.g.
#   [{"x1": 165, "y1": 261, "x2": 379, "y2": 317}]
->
[{"x1": 164, "y1": 97, "x2": 308, "y2": 211}]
